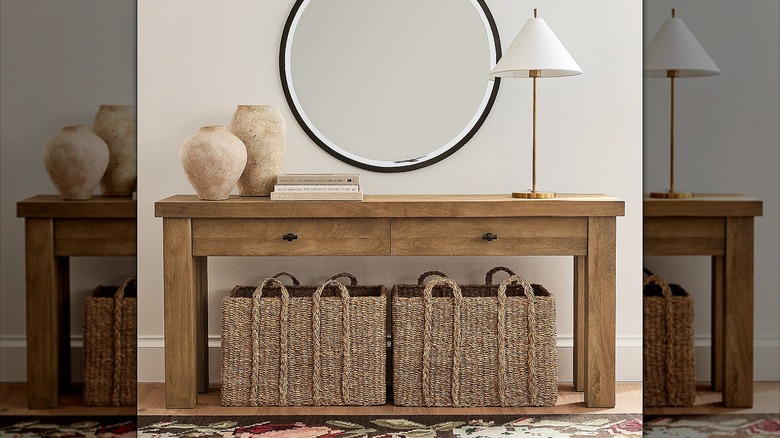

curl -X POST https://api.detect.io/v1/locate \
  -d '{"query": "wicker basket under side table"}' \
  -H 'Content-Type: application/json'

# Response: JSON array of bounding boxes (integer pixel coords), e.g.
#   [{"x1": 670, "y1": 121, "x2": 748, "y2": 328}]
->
[{"x1": 643, "y1": 273, "x2": 696, "y2": 407}]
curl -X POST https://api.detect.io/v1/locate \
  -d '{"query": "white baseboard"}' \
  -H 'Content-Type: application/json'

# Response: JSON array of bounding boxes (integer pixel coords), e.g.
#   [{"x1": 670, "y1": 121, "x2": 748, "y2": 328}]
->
[{"x1": 3, "y1": 335, "x2": 777, "y2": 383}]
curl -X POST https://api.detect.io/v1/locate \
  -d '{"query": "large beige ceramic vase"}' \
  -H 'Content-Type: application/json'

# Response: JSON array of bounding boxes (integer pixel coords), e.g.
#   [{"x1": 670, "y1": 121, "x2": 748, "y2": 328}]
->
[
  {"x1": 91, "y1": 105, "x2": 137, "y2": 196},
  {"x1": 42, "y1": 126, "x2": 109, "y2": 200},
  {"x1": 228, "y1": 105, "x2": 286, "y2": 196},
  {"x1": 180, "y1": 126, "x2": 247, "y2": 201}
]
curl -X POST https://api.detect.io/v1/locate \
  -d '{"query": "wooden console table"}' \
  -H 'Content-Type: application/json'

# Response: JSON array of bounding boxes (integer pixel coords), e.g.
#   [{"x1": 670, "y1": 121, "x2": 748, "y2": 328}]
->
[
  {"x1": 16, "y1": 195, "x2": 136, "y2": 408},
  {"x1": 155, "y1": 194, "x2": 624, "y2": 408},
  {"x1": 644, "y1": 194, "x2": 762, "y2": 408}
]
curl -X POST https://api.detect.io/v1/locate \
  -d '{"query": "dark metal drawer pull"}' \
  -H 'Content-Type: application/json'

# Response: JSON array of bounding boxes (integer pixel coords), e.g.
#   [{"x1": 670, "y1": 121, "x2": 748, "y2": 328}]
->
[
  {"x1": 482, "y1": 233, "x2": 498, "y2": 241},
  {"x1": 282, "y1": 233, "x2": 298, "y2": 241}
]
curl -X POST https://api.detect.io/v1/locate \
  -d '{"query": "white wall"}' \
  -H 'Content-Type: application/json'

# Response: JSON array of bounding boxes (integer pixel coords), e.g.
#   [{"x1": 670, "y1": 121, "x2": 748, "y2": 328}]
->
[
  {"x1": 0, "y1": 0, "x2": 137, "y2": 381},
  {"x1": 137, "y1": 0, "x2": 643, "y2": 382},
  {"x1": 643, "y1": 0, "x2": 780, "y2": 381}
]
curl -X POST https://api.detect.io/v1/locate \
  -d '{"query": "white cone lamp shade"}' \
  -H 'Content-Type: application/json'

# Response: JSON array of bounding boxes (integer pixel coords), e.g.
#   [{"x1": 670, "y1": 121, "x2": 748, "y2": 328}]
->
[
  {"x1": 490, "y1": 17, "x2": 582, "y2": 79},
  {"x1": 644, "y1": 15, "x2": 720, "y2": 77},
  {"x1": 645, "y1": 10, "x2": 720, "y2": 199},
  {"x1": 489, "y1": 12, "x2": 581, "y2": 198}
]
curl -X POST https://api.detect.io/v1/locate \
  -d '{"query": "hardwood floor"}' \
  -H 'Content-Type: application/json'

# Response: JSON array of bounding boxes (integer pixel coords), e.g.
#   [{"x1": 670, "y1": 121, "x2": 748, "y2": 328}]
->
[
  {"x1": 643, "y1": 382, "x2": 780, "y2": 415},
  {"x1": 3, "y1": 382, "x2": 777, "y2": 417},
  {"x1": 136, "y1": 382, "x2": 643, "y2": 416},
  {"x1": 0, "y1": 383, "x2": 135, "y2": 416}
]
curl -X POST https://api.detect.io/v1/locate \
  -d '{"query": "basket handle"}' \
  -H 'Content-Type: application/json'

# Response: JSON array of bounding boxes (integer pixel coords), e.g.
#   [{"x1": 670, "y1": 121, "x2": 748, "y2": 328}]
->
[
  {"x1": 111, "y1": 277, "x2": 135, "y2": 405},
  {"x1": 497, "y1": 274, "x2": 538, "y2": 406},
  {"x1": 312, "y1": 279, "x2": 352, "y2": 405},
  {"x1": 327, "y1": 272, "x2": 358, "y2": 286},
  {"x1": 421, "y1": 276, "x2": 462, "y2": 406},
  {"x1": 417, "y1": 270, "x2": 448, "y2": 286},
  {"x1": 643, "y1": 273, "x2": 678, "y2": 401},
  {"x1": 250, "y1": 277, "x2": 290, "y2": 406},
  {"x1": 272, "y1": 272, "x2": 300, "y2": 286},
  {"x1": 485, "y1": 266, "x2": 516, "y2": 286}
]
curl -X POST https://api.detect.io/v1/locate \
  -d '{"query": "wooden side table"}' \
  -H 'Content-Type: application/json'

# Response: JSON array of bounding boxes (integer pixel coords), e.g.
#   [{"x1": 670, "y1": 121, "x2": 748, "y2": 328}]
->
[
  {"x1": 17, "y1": 195, "x2": 136, "y2": 408},
  {"x1": 155, "y1": 194, "x2": 625, "y2": 409},
  {"x1": 644, "y1": 194, "x2": 763, "y2": 408}
]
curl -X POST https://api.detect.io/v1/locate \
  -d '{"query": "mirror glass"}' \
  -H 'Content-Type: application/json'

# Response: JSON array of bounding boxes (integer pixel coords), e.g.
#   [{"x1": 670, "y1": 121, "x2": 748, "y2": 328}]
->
[{"x1": 281, "y1": 0, "x2": 500, "y2": 172}]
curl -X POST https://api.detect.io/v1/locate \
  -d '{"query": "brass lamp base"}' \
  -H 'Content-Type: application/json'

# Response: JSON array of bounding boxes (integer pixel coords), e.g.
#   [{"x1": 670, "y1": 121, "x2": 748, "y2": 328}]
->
[
  {"x1": 649, "y1": 191, "x2": 693, "y2": 198},
  {"x1": 513, "y1": 191, "x2": 556, "y2": 199}
]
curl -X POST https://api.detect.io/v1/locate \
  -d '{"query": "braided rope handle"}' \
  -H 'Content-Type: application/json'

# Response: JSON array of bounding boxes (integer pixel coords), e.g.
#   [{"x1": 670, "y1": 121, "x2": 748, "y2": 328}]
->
[
  {"x1": 417, "y1": 271, "x2": 448, "y2": 286},
  {"x1": 327, "y1": 272, "x2": 358, "y2": 286},
  {"x1": 498, "y1": 274, "x2": 537, "y2": 405},
  {"x1": 251, "y1": 277, "x2": 290, "y2": 406},
  {"x1": 643, "y1": 273, "x2": 677, "y2": 402},
  {"x1": 485, "y1": 266, "x2": 516, "y2": 286},
  {"x1": 272, "y1": 272, "x2": 300, "y2": 286},
  {"x1": 312, "y1": 279, "x2": 352, "y2": 405},
  {"x1": 421, "y1": 275, "x2": 462, "y2": 407},
  {"x1": 111, "y1": 277, "x2": 134, "y2": 406}
]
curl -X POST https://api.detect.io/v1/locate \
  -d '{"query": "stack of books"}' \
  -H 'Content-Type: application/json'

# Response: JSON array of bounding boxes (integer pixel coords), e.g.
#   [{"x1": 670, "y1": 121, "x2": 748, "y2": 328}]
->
[{"x1": 270, "y1": 173, "x2": 363, "y2": 201}]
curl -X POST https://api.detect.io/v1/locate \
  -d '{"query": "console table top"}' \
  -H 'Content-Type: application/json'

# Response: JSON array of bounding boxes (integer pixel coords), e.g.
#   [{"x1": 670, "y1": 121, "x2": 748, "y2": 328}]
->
[
  {"x1": 17, "y1": 195, "x2": 136, "y2": 218},
  {"x1": 644, "y1": 193, "x2": 762, "y2": 217},
  {"x1": 155, "y1": 193, "x2": 625, "y2": 219}
]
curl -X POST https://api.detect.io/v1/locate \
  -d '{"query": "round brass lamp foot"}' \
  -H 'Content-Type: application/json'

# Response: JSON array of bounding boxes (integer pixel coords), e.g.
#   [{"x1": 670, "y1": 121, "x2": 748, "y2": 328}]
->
[
  {"x1": 649, "y1": 191, "x2": 693, "y2": 198},
  {"x1": 513, "y1": 191, "x2": 556, "y2": 199}
]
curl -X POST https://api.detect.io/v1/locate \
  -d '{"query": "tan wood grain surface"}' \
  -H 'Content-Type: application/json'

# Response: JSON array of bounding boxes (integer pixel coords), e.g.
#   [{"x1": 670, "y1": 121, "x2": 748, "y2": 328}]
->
[
  {"x1": 723, "y1": 217, "x2": 754, "y2": 408},
  {"x1": 585, "y1": 217, "x2": 617, "y2": 408},
  {"x1": 17, "y1": 195, "x2": 136, "y2": 218},
  {"x1": 573, "y1": 256, "x2": 586, "y2": 392},
  {"x1": 24, "y1": 219, "x2": 61, "y2": 409},
  {"x1": 711, "y1": 255, "x2": 724, "y2": 392},
  {"x1": 644, "y1": 194, "x2": 762, "y2": 217},
  {"x1": 192, "y1": 218, "x2": 391, "y2": 256},
  {"x1": 391, "y1": 217, "x2": 587, "y2": 256},
  {"x1": 156, "y1": 194, "x2": 625, "y2": 218},
  {"x1": 53, "y1": 218, "x2": 136, "y2": 256},
  {"x1": 163, "y1": 218, "x2": 199, "y2": 409},
  {"x1": 643, "y1": 217, "x2": 725, "y2": 256}
]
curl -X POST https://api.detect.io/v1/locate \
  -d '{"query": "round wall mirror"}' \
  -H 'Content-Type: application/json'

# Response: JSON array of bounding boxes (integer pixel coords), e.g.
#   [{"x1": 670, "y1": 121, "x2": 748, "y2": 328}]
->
[{"x1": 280, "y1": 0, "x2": 501, "y2": 172}]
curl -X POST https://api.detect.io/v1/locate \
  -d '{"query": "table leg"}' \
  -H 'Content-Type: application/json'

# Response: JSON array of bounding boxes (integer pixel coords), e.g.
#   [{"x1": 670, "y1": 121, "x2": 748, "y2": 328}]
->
[
  {"x1": 163, "y1": 218, "x2": 199, "y2": 408},
  {"x1": 25, "y1": 218, "x2": 67, "y2": 408},
  {"x1": 573, "y1": 256, "x2": 586, "y2": 392},
  {"x1": 723, "y1": 217, "x2": 753, "y2": 407},
  {"x1": 711, "y1": 255, "x2": 724, "y2": 391},
  {"x1": 584, "y1": 217, "x2": 616, "y2": 408}
]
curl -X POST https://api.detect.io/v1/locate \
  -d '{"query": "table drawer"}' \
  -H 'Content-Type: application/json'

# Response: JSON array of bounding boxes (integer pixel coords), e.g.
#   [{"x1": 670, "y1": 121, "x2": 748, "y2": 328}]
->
[
  {"x1": 192, "y1": 218, "x2": 390, "y2": 256},
  {"x1": 54, "y1": 218, "x2": 136, "y2": 256},
  {"x1": 644, "y1": 217, "x2": 725, "y2": 255},
  {"x1": 391, "y1": 217, "x2": 587, "y2": 256}
]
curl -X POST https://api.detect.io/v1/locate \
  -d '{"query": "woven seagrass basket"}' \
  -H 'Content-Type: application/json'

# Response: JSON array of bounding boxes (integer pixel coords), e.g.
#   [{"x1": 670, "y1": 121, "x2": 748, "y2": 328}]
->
[
  {"x1": 392, "y1": 268, "x2": 557, "y2": 407},
  {"x1": 643, "y1": 271, "x2": 696, "y2": 407},
  {"x1": 221, "y1": 273, "x2": 386, "y2": 406},
  {"x1": 83, "y1": 277, "x2": 137, "y2": 406}
]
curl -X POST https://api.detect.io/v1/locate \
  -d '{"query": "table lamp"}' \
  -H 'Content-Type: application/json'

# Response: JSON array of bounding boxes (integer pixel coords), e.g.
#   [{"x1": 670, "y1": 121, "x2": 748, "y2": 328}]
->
[
  {"x1": 490, "y1": 9, "x2": 582, "y2": 199},
  {"x1": 645, "y1": 8, "x2": 720, "y2": 198}
]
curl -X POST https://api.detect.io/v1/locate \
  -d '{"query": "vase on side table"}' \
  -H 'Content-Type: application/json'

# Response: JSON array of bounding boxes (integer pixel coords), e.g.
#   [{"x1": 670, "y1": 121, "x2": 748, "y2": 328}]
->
[
  {"x1": 42, "y1": 126, "x2": 109, "y2": 200},
  {"x1": 180, "y1": 126, "x2": 247, "y2": 201},
  {"x1": 91, "y1": 105, "x2": 137, "y2": 196},
  {"x1": 228, "y1": 105, "x2": 286, "y2": 196}
]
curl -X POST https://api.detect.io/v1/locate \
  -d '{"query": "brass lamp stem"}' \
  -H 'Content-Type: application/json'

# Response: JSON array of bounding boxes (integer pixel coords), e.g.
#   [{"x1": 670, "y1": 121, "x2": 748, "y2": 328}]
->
[
  {"x1": 533, "y1": 74, "x2": 537, "y2": 193},
  {"x1": 670, "y1": 73, "x2": 675, "y2": 193}
]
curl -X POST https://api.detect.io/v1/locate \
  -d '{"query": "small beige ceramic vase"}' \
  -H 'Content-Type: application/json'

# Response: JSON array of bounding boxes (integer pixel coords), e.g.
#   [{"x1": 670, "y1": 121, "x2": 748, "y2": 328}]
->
[
  {"x1": 179, "y1": 126, "x2": 247, "y2": 201},
  {"x1": 228, "y1": 105, "x2": 286, "y2": 196},
  {"x1": 91, "y1": 105, "x2": 137, "y2": 196},
  {"x1": 42, "y1": 126, "x2": 110, "y2": 200}
]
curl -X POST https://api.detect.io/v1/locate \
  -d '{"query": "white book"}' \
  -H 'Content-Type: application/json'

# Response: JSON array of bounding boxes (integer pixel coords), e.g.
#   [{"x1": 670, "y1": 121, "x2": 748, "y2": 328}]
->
[
  {"x1": 273, "y1": 184, "x2": 360, "y2": 192},
  {"x1": 276, "y1": 173, "x2": 360, "y2": 185},
  {"x1": 270, "y1": 191, "x2": 364, "y2": 201}
]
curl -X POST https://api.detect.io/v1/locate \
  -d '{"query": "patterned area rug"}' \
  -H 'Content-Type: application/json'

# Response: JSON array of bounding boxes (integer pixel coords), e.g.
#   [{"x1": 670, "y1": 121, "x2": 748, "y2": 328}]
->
[
  {"x1": 136, "y1": 415, "x2": 643, "y2": 437},
  {"x1": 0, "y1": 416, "x2": 136, "y2": 437},
  {"x1": 644, "y1": 415, "x2": 780, "y2": 437}
]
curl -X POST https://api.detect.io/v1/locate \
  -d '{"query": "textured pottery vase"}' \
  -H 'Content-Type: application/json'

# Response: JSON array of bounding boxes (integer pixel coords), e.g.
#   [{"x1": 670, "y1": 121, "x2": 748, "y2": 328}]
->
[
  {"x1": 42, "y1": 126, "x2": 110, "y2": 200},
  {"x1": 228, "y1": 105, "x2": 286, "y2": 196},
  {"x1": 180, "y1": 126, "x2": 247, "y2": 201},
  {"x1": 90, "y1": 105, "x2": 137, "y2": 196}
]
